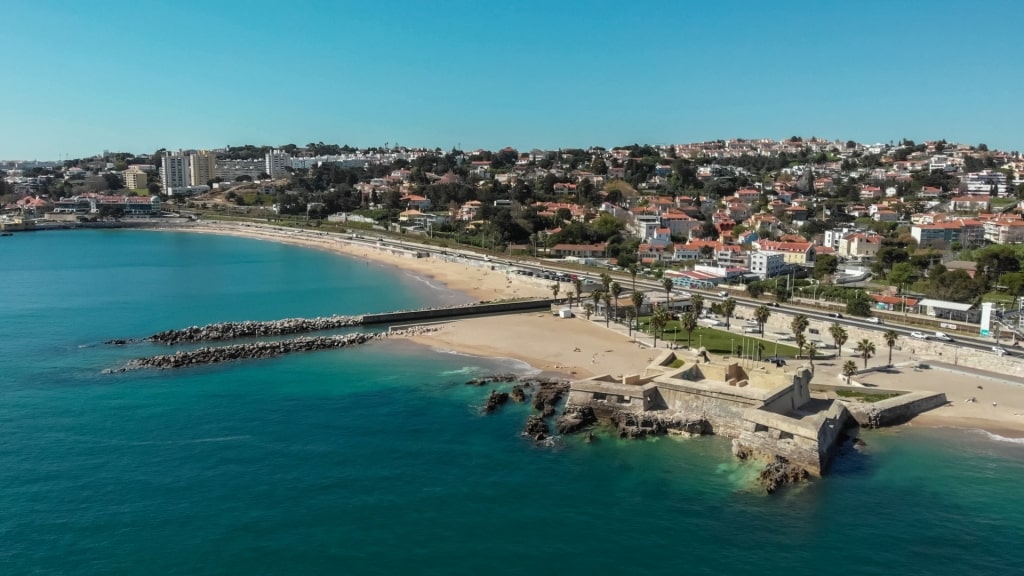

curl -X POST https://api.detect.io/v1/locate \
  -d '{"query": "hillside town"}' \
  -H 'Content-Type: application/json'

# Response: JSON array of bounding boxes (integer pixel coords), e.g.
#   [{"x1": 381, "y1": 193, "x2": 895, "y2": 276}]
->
[{"x1": 4, "y1": 137, "x2": 1024, "y2": 330}]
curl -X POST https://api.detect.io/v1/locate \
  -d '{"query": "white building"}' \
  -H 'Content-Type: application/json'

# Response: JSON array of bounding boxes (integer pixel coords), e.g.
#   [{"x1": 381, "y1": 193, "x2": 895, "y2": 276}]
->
[
  {"x1": 749, "y1": 251, "x2": 786, "y2": 279},
  {"x1": 265, "y1": 149, "x2": 291, "y2": 179},
  {"x1": 963, "y1": 170, "x2": 1008, "y2": 195},
  {"x1": 160, "y1": 151, "x2": 189, "y2": 195}
]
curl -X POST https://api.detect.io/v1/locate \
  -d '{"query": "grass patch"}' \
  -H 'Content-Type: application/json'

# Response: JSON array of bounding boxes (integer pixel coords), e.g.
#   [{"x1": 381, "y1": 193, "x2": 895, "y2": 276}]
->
[
  {"x1": 982, "y1": 292, "x2": 1015, "y2": 304},
  {"x1": 635, "y1": 318, "x2": 802, "y2": 356},
  {"x1": 668, "y1": 358, "x2": 685, "y2": 368},
  {"x1": 835, "y1": 390, "x2": 900, "y2": 403}
]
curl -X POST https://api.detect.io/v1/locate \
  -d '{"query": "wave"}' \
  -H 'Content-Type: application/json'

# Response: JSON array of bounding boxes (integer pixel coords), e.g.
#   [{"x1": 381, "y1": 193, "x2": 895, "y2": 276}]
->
[
  {"x1": 977, "y1": 430, "x2": 1024, "y2": 445},
  {"x1": 125, "y1": 435, "x2": 252, "y2": 446},
  {"x1": 429, "y1": 346, "x2": 541, "y2": 376},
  {"x1": 404, "y1": 272, "x2": 447, "y2": 292}
]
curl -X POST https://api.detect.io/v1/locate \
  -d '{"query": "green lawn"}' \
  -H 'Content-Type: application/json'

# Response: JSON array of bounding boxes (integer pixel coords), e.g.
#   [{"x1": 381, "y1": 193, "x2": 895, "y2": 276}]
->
[
  {"x1": 634, "y1": 318, "x2": 802, "y2": 356},
  {"x1": 981, "y1": 292, "x2": 1015, "y2": 305}
]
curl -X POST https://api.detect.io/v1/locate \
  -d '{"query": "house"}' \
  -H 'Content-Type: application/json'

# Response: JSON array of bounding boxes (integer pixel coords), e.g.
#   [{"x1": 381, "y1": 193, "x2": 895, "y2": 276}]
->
[
  {"x1": 753, "y1": 240, "x2": 815, "y2": 266},
  {"x1": 872, "y1": 210, "x2": 899, "y2": 222},
  {"x1": 911, "y1": 220, "x2": 984, "y2": 248},
  {"x1": 458, "y1": 200, "x2": 482, "y2": 221},
  {"x1": 950, "y1": 195, "x2": 992, "y2": 212},
  {"x1": 838, "y1": 233, "x2": 882, "y2": 259},
  {"x1": 869, "y1": 294, "x2": 919, "y2": 313},
  {"x1": 983, "y1": 218, "x2": 1024, "y2": 244},
  {"x1": 749, "y1": 251, "x2": 787, "y2": 279},
  {"x1": 660, "y1": 210, "x2": 699, "y2": 238},
  {"x1": 401, "y1": 194, "x2": 433, "y2": 211},
  {"x1": 553, "y1": 182, "x2": 577, "y2": 196},
  {"x1": 551, "y1": 243, "x2": 607, "y2": 258}
]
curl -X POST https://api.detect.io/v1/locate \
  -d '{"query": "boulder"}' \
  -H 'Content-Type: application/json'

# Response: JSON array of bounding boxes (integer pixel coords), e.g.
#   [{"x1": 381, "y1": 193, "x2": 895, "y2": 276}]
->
[
  {"x1": 523, "y1": 415, "x2": 549, "y2": 442},
  {"x1": 483, "y1": 391, "x2": 509, "y2": 414},
  {"x1": 757, "y1": 456, "x2": 809, "y2": 494},
  {"x1": 556, "y1": 406, "x2": 597, "y2": 435}
]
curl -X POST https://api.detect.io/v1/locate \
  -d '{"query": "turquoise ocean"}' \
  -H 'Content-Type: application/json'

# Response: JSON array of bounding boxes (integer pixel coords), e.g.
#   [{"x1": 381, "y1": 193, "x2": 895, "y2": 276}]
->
[{"x1": 2, "y1": 229, "x2": 1023, "y2": 575}]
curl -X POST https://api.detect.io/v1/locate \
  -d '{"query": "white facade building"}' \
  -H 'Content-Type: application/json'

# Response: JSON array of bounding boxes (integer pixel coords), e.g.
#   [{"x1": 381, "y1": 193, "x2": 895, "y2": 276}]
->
[
  {"x1": 749, "y1": 251, "x2": 786, "y2": 279},
  {"x1": 265, "y1": 149, "x2": 291, "y2": 179},
  {"x1": 160, "y1": 151, "x2": 189, "y2": 195}
]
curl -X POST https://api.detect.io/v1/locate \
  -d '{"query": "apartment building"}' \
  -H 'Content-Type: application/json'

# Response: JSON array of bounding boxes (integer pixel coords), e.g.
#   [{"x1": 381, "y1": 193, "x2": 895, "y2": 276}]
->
[
  {"x1": 189, "y1": 150, "x2": 218, "y2": 187},
  {"x1": 122, "y1": 167, "x2": 148, "y2": 190},
  {"x1": 160, "y1": 151, "x2": 189, "y2": 194}
]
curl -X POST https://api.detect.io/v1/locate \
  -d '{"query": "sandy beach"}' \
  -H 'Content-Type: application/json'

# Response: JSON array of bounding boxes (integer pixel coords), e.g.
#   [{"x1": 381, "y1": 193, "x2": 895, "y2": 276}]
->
[{"x1": 162, "y1": 220, "x2": 1024, "y2": 438}]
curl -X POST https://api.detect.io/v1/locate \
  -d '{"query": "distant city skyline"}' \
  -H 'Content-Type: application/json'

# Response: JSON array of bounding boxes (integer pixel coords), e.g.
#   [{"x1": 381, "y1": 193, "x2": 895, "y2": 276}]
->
[{"x1": 3, "y1": 0, "x2": 1022, "y2": 159}]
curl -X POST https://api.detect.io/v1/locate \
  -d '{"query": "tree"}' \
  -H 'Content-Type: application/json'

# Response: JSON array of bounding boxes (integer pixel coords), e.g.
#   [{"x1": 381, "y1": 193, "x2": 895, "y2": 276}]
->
[
  {"x1": 235, "y1": 175, "x2": 253, "y2": 182},
  {"x1": 600, "y1": 272, "x2": 612, "y2": 295},
  {"x1": 754, "y1": 305, "x2": 770, "y2": 335},
  {"x1": 572, "y1": 277, "x2": 583, "y2": 304},
  {"x1": 795, "y1": 333, "x2": 807, "y2": 359},
  {"x1": 690, "y1": 294, "x2": 704, "y2": 318},
  {"x1": 610, "y1": 281, "x2": 623, "y2": 321},
  {"x1": 721, "y1": 298, "x2": 736, "y2": 329},
  {"x1": 625, "y1": 306, "x2": 636, "y2": 336},
  {"x1": 747, "y1": 281, "x2": 765, "y2": 298},
  {"x1": 551, "y1": 283, "x2": 560, "y2": 300},
  {"x1": 680, "y1": 312, "x2": 698, "y2": 349},
  {"x1": 846, "y1": 291, "x2": 872, "y2": 317},
  {"x1": 662, "y1": 277, "x2": 674, "y2": 310},
  {"x1": 813, "y1": 254, "x2": 839, "y2": 280},
  {"x1": 829, "y1": 323, "x2": 848, "y2": 357},
  {"x1": 632, "y1": 290, "x2": 646, "y2": 321},
  {"x1": 883, "y1": 330, "x2": 899, "y2": 366},
  {"x1": 888, "y1": 261, "x2": 918, "y2": 290},
  {"x1": 806, "y1": 341, "x2": 818, "y2": 371},
  {"x1": 791, "y1": 314, "x2": 809, "y2": 340},
  {"x1": 854, "y1": 338, "x2": 876, "y2": 369},
  {"x1": 842, "y1": 360, "x2": 858, "y2": 384},
  {"x1": 602, "y1": 292, "x2": 612, "y2": 327},
  {"x1": 628, "y1": 263, "x2": 639, "y2": 293},
  {"x1": 591, "y1": 290, "x2": 603, "y2": 317},
  {"x1": 566, "y1": 290, "x2": 575, "y2": 309},
  {"x1": 583, "y1": 303, "x2": 594, "y2": 320},
  {"x1": 650, "y1": 305, "x2": 669, "y2": 348}
]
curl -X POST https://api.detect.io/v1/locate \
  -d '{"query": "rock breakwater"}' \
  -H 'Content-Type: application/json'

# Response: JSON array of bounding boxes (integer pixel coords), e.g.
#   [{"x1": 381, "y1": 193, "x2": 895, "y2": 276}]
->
[
  {"x1": 107, "y1": 326, "x2": 437, "y2": 372},
  {"x1": 144, "y1": 315, "x2": 364, "y2": 345}
]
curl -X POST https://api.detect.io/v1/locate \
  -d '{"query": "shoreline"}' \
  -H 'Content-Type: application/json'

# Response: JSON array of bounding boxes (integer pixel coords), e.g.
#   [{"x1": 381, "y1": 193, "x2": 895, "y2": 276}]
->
[{"x1": 141, "y1": 221, "x2": 1024, "y2": 441}]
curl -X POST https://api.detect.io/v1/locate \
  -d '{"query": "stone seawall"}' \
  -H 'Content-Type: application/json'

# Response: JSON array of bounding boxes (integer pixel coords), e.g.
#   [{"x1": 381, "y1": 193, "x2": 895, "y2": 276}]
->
[
  {"x1": 845, "y1": 391, "x2": 948, "y2": 428},
  {"x1": 143, "y1": 315, "x2": 364, "y2": 345},
  {"x1": 361, "y1": 299, "x2": 553, "y2": 325}
]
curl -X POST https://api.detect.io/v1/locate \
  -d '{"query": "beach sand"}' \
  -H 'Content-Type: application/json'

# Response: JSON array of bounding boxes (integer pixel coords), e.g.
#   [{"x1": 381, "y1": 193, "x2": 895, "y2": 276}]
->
[{"x1": 165, "y1": 220, "x2": 1024, "y2": 437}]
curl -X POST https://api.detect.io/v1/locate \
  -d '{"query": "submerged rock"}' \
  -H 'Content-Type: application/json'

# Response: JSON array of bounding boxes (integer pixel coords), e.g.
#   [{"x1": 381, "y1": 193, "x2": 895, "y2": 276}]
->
[
  {"x1": 608, "y1": 411, "x2": 710, "y2": 439},
  {"x1": 556, "y1": 406, "x2": 597, "y2": 435},
  {"x1": 523, "y1": 415, "x2": 550, "y2": 442},
  {"x1": 510, "y1": 384, "x2": 528, "y2": 403},
  {"x1": 465, "y1": 374, "x2": 519, "y2": 386}
]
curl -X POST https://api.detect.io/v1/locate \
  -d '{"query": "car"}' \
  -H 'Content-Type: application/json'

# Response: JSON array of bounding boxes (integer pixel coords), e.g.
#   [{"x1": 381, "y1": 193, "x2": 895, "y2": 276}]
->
[
  {"x1": 718, "y1": 291, "x2": 729, "y2": 297},
  {"x1": 933, "y1": 332, "x2": 954, "y2": 342},
  {"x1": 827, "y1": 312, "x2": 843, "y2": 318},
  {"x1": 866, "y1": 317, "x2": 881, "y2": 324},
  {"x1": 768, "y1": 302, "x2": 781, "y2": 308},
  {"x1": 910, "y1": 331, "x2": 930, "y2": 340},
  {"x1": 763, "y1": 356, "x2": 787, "y2": 367},
  {"x1": 993, "y1": 346, "x2": 1009, "y2": 356}
]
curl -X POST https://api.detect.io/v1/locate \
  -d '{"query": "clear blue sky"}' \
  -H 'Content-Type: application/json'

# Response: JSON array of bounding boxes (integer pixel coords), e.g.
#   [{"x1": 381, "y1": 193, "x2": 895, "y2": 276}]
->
[{"x1": 3, "y1": 0, "x2": 1022, "y2": 159}]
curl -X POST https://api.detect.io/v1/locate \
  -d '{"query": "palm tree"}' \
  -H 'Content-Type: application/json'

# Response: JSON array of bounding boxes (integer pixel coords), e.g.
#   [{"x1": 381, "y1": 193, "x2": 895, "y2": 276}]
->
[
  {"x1": 662, "y1": 277, "x2": 674, "y2": 311},
  {"x1": 680, "y1": 312, "x2": 698, "y2": 349},
  {"x1": 795, "y1": 333, "x2": 807, "y2": 359},
  {"x1": 690, "y1": 294, "x2": 704, "y2": 318},
  {"x1": 806, "y1": 341, "x2": 818, "y2": 371},
  {"x1": 791, "y1": 314, "x2": 809, "y2": 339},
  {"x1": 602, "y1": 292, "x2": 612, "y2": 327},
  {"x1": 631, "y1": 290, "x2": 645, "y2": 321},
  {"x1": 566, "y1": 290, "x2": 575, "y2": 309},
  {"x1": 600, "y1": 272, "x2": 612, "y2": 295},
  {"x1": 550, "y1": 283, "x2": 560, "y2": 300},
  {"x1": 610, "y1": 281, "x2": 623, "y2": 322},
  {"x1": 650, "y1": 305, "x2": 668, "y2": 348},
  {"x1": 625, "y1": 306, "x2": 636, "y2": 336},
  {"x1": 583, "y1": 303, "x2": 594, "y2": 320},
  {"x1": 829, "y1": 322, "x2": 848, "y2": 358},
  {"x1": 591, "y1": 290, "x2": 603, "y2": 319},
  {"x1": 722, "y1": 298, "x2": 736, "y2": 330},
  {"x1": 883, "y1": 329, "x2": 899, "y2": 366},
  {"x1": 572, "y1": 276, "x2": 583, "y2": 303},
  {"x1": 754, "y1": 305, "x2": 770, "y2": 335},
  {"x1": 842, "y1": 360, "x2": 858, "y2": 384},
  {"x1": 627, "y1": 263, "x2": 639, "y2": 293},
  {"x1": 854, "y1": 338, "x2": 876, "y2": 370}
]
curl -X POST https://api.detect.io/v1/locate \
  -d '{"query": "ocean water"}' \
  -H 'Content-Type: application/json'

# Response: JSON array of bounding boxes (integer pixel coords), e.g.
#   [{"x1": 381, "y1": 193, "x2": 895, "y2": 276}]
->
[{"x1": 2, "y1": 229, "x2": 1024, "y2": 575}]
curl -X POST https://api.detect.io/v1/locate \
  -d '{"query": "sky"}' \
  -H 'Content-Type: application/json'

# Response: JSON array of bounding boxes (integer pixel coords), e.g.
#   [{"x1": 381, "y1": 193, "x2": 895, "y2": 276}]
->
[{"x1": 2, "y1": 0, "x2": 1023, "y2": 159}]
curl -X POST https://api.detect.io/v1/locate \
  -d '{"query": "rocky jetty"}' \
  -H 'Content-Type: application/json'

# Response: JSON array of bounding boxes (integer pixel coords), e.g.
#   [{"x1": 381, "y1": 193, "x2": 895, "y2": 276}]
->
[
  {"x1": 756, "y1": 456, "x2": 809, "y2": 494},
  {"x1": 608, "y1": 411, "x2": 710, "y2": 439},
  {"x1": 107, "y1": 326, "x2": 438, "y2": 372},
  {"x1": 532, "y1": 381, "x2": 569, "y2": 418},
  {"x1": 144, "y1": 315, "x2": 364, "y2": 345},
  {"x1": 556, "y1": 406, "x2": 597, "y2": 434}
]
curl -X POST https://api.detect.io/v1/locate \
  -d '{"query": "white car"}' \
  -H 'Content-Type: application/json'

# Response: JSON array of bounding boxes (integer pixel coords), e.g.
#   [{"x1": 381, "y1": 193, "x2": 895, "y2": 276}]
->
[
  {"x1": 992, "y1": 346, "x2": 1009, "y2": 356},
  {"x1": 933, "y1": 332, "x2": 953, "y2": 342},
  {"x1": 910, "y1": 331, "x2": 930, "y2": 340},
  {"x1": 866, "y1": 317, "x2": 881, "y2": 324},
  {"x1": 718, "y1": 291, "x2": 729, "y2": 297}
]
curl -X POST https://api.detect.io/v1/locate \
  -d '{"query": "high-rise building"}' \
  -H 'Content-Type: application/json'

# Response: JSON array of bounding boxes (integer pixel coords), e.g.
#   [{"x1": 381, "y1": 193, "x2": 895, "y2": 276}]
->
[
  {"x1": 265, "y1": 149, "x2": 291, "y2": 179},
  {"x1": 122, "y1": 167, "x2": 148, "y2": 190},
  {"x1": 189, "y1": 150, "x2": 218, "y2": 187},
  {"x1": 160, "y1": 151, "x2": 189, "y2": 195}
]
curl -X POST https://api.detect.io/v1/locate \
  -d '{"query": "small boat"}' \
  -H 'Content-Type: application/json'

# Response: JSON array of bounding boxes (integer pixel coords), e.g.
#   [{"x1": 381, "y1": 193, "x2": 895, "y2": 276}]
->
[{"x1": 0, "y1": 232, "x2": 13, "y2": 237}]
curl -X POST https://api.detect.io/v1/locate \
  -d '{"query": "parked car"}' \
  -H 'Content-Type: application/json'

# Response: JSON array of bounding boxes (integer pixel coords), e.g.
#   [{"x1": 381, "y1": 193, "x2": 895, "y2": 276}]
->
[
  {"x1": 993, "y1": 346, "x2": 1009, "y2": 356},
  {"x1": 866, "y1": 317, "x2": 881, "y2": 324},
  {"x1": 933, "y1": 332, "x2": 954, "y2": 342},
  {"x1": 910, "y1": 331, "x2": 930, "y2": 340},
  {"x1": 763, "y1": 357, "x2": 787, "y2": 367},
  {"x1": 827, "y1": 312, "x2": 843, "y2": 318}
]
